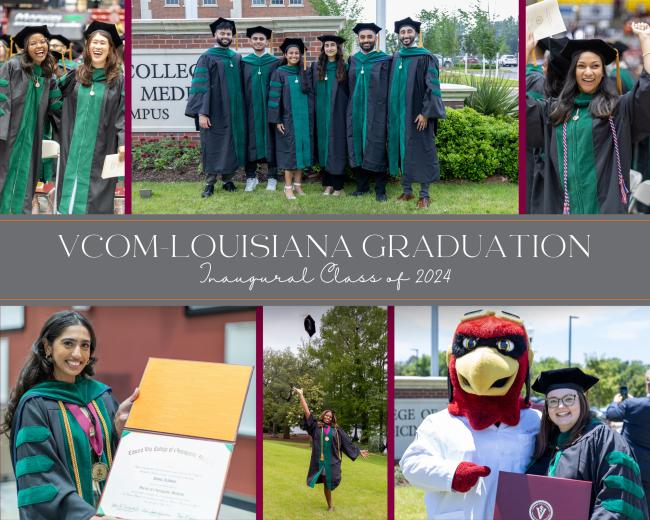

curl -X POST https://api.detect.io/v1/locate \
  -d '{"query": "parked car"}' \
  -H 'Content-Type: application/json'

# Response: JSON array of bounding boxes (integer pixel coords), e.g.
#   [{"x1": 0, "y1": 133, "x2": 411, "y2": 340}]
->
[{"x1": 499, "y1": 55, "x2": 518, "y2": 67}]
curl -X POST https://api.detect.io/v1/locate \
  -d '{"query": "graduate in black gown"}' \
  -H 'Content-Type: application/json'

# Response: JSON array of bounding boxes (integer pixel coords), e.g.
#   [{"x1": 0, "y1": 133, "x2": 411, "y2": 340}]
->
[
  {"x1": 527, "y1": 368, "x2": 648, "y2": 520},
  {"x1": 268, "y1": 38, "x2": 314, "y2": 200},
  {"x1": 1, "y1": 311, "x2": 138, "y2": 520},
  {"x1": 525, "y1": 37, "x2": 570, "y2": 214},
  {"x1": 56, "y1": 21, "x2": 125, "y2": 215},
  {"x1": 49, "y1": 35, "x2": 78, "y2": 73},
  {"x1": 242, "y1": 26, "x2": 280, "y2": 192},
  {"x1": 0, "y1": 25, "x2": 62, "y2": 214},
  {"x1": 294, "y1": 388, "x2": 368, "y2": 512},
  {"x1": 347, "y1": 23, "x2": 392, "y2": 202},
  {"x1": 526, "y1": 23, "x2": 650, "y2": 214},
  {"x1": 312, "y1": 34, "x2": 349, "y2": 196},
  {"x1": 388, "y1": 17, "x2": 446, "y2": 209},
  {"x1": 185, "y1": 18, "x2": 246, "y2": 198}
]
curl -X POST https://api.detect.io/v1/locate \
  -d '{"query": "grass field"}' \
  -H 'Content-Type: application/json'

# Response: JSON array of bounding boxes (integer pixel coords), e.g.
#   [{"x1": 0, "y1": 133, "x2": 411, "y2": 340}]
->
[
  {"x1": 263, "y1": 440, "x2": 387, "y2": 520},
  {"x1": 395, "y1": 484, "x2": 427, "y2": 520},
  {"x1": 132, "y1": 181, "x2": 517, "y2": 215}
]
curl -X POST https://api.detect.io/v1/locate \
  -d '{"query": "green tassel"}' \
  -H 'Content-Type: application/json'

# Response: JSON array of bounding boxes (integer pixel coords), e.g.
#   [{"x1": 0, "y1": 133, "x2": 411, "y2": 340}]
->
[
  {"x1": 601, "y1": 499, "x2": 644, "y2": 520},
  {"x1": 608, "y1": 451, "x2": 641, "y2": 477},
  {"x1": 16, "y1": 455, "x2": 54, "y2": 478},
  {"x1": 17, "y1": 484, "x2": 57, "y2": 507},
  {"x1": 16, "y1": 426, "x2": 51, "y2": 448}
]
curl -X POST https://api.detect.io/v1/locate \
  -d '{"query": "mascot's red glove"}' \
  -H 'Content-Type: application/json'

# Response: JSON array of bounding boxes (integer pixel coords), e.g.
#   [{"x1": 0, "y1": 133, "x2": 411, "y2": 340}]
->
[{"x1": 451, "y1": 462, "x2": 491, "y2": 492}]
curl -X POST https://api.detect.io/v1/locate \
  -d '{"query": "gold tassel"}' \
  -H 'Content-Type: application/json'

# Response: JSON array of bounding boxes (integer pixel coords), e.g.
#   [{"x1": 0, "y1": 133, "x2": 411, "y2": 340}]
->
[
  {"x1": 235, "y1": 33, "x2": 238, "y2": 51},
  {"x1": 376, "y1": 34, "x2": 380, "y2": 50},
  {"x1": 9, "y1": 36, "x2": 13, "y2": 58},
  {"x1": 68, "y1": 47, "x2": 72, "y2": 63},
  {"x1": 419, "y1": 32, "x2": 423, "y2": 48},
  {"x1": 303, "y1": 53, "x2": 307, "y2": 70},
  {"x1": 615, "y1": 49, "x2": 622, "y2": 95}
]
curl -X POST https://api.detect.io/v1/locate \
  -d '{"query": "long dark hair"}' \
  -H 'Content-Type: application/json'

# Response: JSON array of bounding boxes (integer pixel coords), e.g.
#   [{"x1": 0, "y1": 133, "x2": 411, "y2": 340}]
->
[
  {"x1": 317, "y1": 43, "x2": 346, "y2": 83},
  {"x1": 549, "y1": 52, "x2": 619, "y2": 125},
  {"x1": 281, "y1": 52, "x2": 311, "y2": 94},
  {"x1": 20, "y1": 45, "x2": 56, "y2": 79},
  {"x1": 76, "y1": 30, "x2": 121, "y2": 87},
  {"x1": 533, "y1": 391, "x2": 592, "y2": 459},
  {"x1": 317, "y1": 409, "x2": 338, "y2": 428},
  {"x1": 1, "y1": 311, "x2": 98, "y2": 436}
]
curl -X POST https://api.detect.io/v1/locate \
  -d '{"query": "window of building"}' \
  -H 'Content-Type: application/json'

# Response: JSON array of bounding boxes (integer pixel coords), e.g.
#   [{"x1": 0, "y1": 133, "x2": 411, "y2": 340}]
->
[
  {"x1": 203, "y1": 0, "x2": 217, "y2": 5},
  {"x1": 288, "y1": 0, "x2": 303, "y2": 5},
  {"x1": 165, "y1": 0, "x2": 180, "y2": 5},
  {"x1": 270, "y1": 0, "x2": 283, "y2": 5},
  {"x1": 251, "y1": 0, "x2": 266, "y2": 5}
]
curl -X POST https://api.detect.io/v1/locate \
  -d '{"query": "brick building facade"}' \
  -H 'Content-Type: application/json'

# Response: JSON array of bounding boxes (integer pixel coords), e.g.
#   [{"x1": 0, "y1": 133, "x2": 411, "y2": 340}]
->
[{"x1": 134, "y1": 0, "x2": 317, "y2": 20}]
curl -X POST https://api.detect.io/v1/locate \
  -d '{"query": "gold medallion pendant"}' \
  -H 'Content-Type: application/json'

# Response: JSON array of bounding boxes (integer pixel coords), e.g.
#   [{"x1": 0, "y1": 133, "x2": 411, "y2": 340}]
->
[{"x1": 92, "y1": 462, "x2": 109, "y2": 481}]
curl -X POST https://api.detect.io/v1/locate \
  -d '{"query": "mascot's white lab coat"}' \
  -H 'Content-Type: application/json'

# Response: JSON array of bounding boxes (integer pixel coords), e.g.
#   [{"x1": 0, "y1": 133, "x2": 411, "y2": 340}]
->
[{"x1": 400, "y1": 408, "x2": 541, "y2": 520}]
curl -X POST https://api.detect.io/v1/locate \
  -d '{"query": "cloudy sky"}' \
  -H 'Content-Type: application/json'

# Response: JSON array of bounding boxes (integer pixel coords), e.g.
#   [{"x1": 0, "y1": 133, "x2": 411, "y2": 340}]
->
[
  {"x1": 263, "y1": 306, "x2": 331, "y2": 352},
  {"x1": 395, "y1": 306, "x2": 650, "y2": 365},
  {"x1": 359, "y1": 0, "x2": 518, "y2": 32}
]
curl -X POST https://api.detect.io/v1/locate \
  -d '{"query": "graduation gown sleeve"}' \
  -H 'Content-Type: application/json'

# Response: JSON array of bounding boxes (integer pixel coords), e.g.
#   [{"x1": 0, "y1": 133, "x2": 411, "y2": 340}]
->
[
  {"x1": 11, "y1": 397, "x2": 97, "y2": 520},
  {"x1": 337, "y1": 427, "x2": 360, "y2": 461},
  {"x1": 185, "y1": 53, "x2": 211, "y2": 127},
  {"x1": 267, "y1": 69, "x2": 282, "y2": 126},
  {"x1": 420, "y1": 54, "x2": 446, "y2": 121},
  {"x1": 0, "y1": 60, "x2": 12, "y2": 140},
  {"x1": 619, "y1": 70, "x2": 650, "y2": 142}
]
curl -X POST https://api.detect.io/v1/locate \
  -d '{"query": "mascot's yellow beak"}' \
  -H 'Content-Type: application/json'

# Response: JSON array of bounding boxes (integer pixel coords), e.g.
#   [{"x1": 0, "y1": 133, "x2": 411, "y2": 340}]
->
[{"x1": 455, "y1": 347, "x2": 519, "y2": 396}]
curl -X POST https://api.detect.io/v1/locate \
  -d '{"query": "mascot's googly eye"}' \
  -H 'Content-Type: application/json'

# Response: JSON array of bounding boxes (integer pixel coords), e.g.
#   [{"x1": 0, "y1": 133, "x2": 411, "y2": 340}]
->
[
  {"x1": 496, "y1": 339, "x2": 515, "y2": 353},
  {"x1": 462, "y1": 337, "x2": 478, "y2": 350}
]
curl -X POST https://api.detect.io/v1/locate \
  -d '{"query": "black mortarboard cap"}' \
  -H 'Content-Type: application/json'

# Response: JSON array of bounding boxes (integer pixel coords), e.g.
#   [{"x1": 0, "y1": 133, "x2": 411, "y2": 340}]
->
[
  {"x1": 246, "y1": 26, "x2": 272, "y2": 39},
  {"x1": 353, "y1": 23, "x2": 381, "y2": 35},
  {"x1": 49, "y1": 34, "x2": 71, "y2": 48},
  {"x1": 538, "y1": 37, "x2": 571, "y2": 77},
  {"x1": 14, "y1": 25, "x2": 51, "y2": 50},
  {"x1": 317, "y1": 34, "x2": 346, "y2": 45},
  {"x1": 50, "y1": 50, "x2": 65, "y2": 62},
  {"x1": 532, "y1": 367, "x2": 599, "y2": 395},
  {"x1": 609, "y1": 41, "x2": 629, "y2": 55},
  {"x1": 560, "y1": 38, "x2": 617, "y2": 65},
  {"x1": 279, "y1": 37, "x2": 305, "y2": 54},
  {"x1": 394, "y1": 17, "x2": 421, "y2": 34},
  {"x1": 304, "y1": 315, "x2": 316, "y2": 337},
  {"x1": 85, "y1": 21, "x2": 122, "y2": 49},
  {"x1": 210, "y1": 17, "x2": 236, "y2": 36}
]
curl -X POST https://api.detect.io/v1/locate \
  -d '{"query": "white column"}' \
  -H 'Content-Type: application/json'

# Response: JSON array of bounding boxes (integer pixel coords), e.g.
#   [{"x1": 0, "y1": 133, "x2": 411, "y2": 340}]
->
[
  {"x1": 185, "y1": 0, "x2": 198, "y2": 19},
  {"x1": 231, "y1": 0, "x2": 242, "y2": 18},
  {"x1": 376, "y1": 0, "x2": 386, "y2": 52}
]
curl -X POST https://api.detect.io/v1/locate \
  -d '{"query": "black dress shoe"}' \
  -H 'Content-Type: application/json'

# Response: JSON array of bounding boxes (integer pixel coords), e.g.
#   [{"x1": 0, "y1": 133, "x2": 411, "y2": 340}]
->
[
  {"x1": 351, "y1": 190, "x2": 369, "y2": 197},
  {"x1": 222, "y1": 181, "x2": 237, "y2": 192},
  {"x1": 376, "y1": 193, "x2": 388, "y2": 202},
  {"x1": 201, "y1": 184, "x2": 215, "y2": 198}
]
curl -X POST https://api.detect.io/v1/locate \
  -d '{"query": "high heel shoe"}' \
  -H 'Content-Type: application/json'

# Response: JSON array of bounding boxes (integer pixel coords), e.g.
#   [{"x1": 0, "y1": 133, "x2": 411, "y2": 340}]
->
[
  {"x1": 284, "y1": 185, "x2": 296, "y2": 200},
  {"x1": 293, "y1": 182, "x2": 306, "y2": 196}
]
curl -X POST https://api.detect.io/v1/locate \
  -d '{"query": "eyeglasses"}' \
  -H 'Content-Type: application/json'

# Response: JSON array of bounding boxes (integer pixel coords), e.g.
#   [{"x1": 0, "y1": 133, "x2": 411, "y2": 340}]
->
[
  {"x1": 547, "y1": 394, "x2": 577, "y2": 408},
  {"x1": 28, "y1": 40, "x2": 48, "y2": 48}
]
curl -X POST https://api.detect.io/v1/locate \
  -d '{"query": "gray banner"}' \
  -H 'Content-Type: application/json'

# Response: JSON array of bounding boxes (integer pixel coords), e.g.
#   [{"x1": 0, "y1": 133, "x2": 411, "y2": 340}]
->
[{"x1": 0, "y1": 215, "x2": 647, "y2": 304}]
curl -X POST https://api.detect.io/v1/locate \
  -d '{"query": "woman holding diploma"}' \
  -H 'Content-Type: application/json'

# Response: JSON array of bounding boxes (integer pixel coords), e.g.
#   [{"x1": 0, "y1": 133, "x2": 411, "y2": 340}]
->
[
  {"x1": 1, "y1": 311, "x2": 138, "y2": 520},
  {"x1": 294, "y1": 387, "x2": 368, "y2": 512},
  {"x1": 527, "y1": 368, "x2": 648, "y2": 520},
  {"x1": 56, "y1": 21, "x2": 125, "y2": 215}
]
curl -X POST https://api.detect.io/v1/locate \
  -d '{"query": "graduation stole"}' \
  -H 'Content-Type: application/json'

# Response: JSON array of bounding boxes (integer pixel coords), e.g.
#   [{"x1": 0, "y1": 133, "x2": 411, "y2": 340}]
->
[
  {"x1": 350, "y1": 50, "x2": 390, "y2": 165},
  {"x1": 58, "y1": 68, "x2": 108, "y2": 215},
  {"x1": 280, "y1": 65, "x2": 312, "y2": 169},
  {"x1": 17, "y1": 378, "x2": 114, "y2": 506},
  {"x1": 0, "y1": 64, "x2": 45, "y2": 214},
  {"x1": 207, "y1": 47, "x2": 246, "y2": 166},
  {"x1": 315, "y1": 62, "x2": 337, "y2": 166},
  {"x1": 242, "y1": 53, "x2": 278, "y2": 160},
  {"x1": 388, "y1": 47, "x2": 431, "y2": 176}
]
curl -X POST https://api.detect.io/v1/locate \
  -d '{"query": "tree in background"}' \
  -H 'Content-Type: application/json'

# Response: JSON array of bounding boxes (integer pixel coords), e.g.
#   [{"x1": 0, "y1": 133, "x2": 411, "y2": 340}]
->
[
  {"x1": 494, "y1": 17, "x2": 518, "y2": 55},
  {"x1": 308, "y1": 306, "x2": 387, "y2": 444},
  {"x1": 395, "y1": 351, "x2": 449, "y2": 377},
  {"x1": 419, "y1": 8, "x2": 462, "y2": 60},
  {"x1": 310, "y1": 0, "x2": 363, "y2": 55}
]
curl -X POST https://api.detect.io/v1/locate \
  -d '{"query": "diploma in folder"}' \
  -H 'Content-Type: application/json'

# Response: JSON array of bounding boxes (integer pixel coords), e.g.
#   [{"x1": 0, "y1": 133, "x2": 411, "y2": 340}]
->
[
  {"x1": 101, "y1": 153, "x2": 125, "y2": 179},
  {"x1": 493, "y1": 471, "x2": 591, "y2": 520},
  {"x1": 98, "y1": 358, "x2": 253, "y2": 519},
  {"x1": 526, "y1": 0, "x2": 567, "y2": 41}
]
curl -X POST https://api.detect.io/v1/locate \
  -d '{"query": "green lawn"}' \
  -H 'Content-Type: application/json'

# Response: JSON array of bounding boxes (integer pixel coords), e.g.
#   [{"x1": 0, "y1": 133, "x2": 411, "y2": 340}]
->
[
  {"x1": 395, "y1": 484, "x2": 426, "y2": 520},
  {"x1": 132, "y1": 181, "x2": 517, "y2": 215},
  {"x1": 263, "y1": 440, "x2": 387, "y2": 520}
]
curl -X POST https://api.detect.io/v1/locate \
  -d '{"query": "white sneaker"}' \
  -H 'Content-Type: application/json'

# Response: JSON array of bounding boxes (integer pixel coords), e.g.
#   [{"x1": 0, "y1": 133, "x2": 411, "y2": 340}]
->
[
  {"x1": 266, "y1": 178, "x2": 278, "y2": 191},
  {"x1": 245, "y1": 178, "x2": 259, "y2": 192}
]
